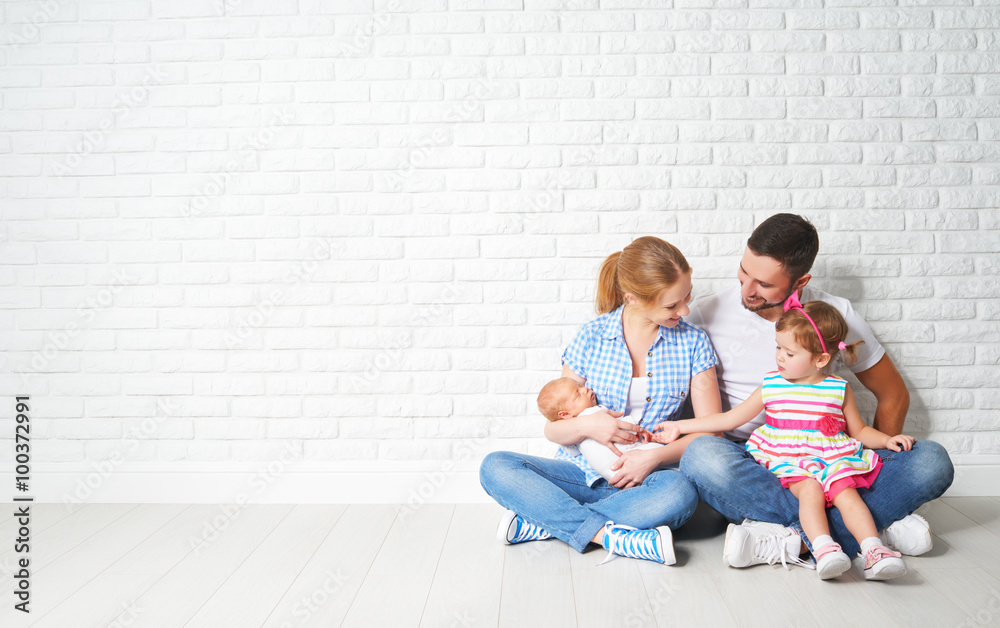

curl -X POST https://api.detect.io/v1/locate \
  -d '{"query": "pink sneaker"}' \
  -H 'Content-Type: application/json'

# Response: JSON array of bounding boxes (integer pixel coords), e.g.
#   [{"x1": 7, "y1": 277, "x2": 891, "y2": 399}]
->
[
  {"x1": 814, "y1": 541, "x2": 851, "y2": 580},
  {"x1": 863, "y1": 544, "x2": 906, "y2": 581}
]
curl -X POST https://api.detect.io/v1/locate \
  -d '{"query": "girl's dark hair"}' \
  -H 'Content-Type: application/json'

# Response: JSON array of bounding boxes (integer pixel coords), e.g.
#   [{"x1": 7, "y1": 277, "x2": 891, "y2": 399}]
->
[
  {"x1": 776, "y1": 300, "x2": 863, "y2": 365},
  {"x1": 747, "y1": 213, "x2": 819, "y2": 281},
  {"x1": 596, "y1": 236, "x2": 690, "y2": 314}
]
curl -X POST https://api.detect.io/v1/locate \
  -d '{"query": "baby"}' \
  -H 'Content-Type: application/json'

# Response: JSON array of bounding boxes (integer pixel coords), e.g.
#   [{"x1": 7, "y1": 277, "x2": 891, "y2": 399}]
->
[{"x1": 537, "y1": 377, "x2": 663, "y2": 482}]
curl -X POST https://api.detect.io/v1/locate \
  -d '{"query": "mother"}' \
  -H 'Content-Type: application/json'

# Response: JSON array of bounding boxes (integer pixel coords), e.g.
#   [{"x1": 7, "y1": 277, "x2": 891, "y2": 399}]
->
[{"x1": 479, "y1": 237, "x2": 721, "y2": 564}]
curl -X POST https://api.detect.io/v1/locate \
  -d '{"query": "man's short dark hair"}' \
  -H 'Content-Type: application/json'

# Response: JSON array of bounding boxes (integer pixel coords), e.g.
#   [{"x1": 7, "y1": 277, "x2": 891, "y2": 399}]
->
[{"x1": 747, "y1": 213, "x2": 819, "y2": 281}]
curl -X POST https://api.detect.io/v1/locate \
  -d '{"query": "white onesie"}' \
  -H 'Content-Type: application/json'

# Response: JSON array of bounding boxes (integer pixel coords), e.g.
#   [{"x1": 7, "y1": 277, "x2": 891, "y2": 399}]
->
[{"x1": 576, "y1": 377, "x2": 663, "y2": 482}]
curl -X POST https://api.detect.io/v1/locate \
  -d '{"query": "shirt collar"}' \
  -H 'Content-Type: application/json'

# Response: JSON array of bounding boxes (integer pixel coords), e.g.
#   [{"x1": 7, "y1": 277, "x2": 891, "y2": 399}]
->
[{"x1": 600, "y1": 305, "x2": 681, "y2": 344}]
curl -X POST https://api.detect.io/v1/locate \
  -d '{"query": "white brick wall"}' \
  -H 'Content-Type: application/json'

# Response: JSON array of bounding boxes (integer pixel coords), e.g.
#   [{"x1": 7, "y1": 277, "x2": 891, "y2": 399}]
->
[{"x1": 2, "y1": 1, "x2": 999, "y2": 500}]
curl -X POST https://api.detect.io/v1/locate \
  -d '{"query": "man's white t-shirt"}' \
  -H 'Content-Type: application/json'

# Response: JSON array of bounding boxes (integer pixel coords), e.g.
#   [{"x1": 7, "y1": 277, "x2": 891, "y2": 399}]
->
[{"x1": 685, "y1": 283, "x2": 886, "y2": 440}]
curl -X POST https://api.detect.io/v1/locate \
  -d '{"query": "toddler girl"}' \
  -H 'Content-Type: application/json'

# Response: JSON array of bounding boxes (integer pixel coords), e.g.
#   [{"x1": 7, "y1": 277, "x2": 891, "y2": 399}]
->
[{"x1": 657, "y1": 292, "x2": 914, "y2": 581}]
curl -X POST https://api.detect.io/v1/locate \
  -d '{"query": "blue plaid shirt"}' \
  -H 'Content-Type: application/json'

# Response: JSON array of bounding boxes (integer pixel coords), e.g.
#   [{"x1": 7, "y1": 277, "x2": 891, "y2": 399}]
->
[{"x1": 555, "y1": 306, "x2": 718, "y2": 486}]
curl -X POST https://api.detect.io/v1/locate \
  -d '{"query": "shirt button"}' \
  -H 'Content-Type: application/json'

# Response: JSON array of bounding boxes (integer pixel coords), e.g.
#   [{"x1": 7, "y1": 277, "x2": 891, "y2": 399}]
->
[
  {"x1": 647, "y1": 372, "x2": 652, "y2": 377},
  {"x1": 680, "y1": 391, "x2": 686, "y2": 397},
  {"x1": 647, "y1": 352, "x2": 652, "y2": 357},
  {"x1": 646, "y1": 396, "x2": 651, "y2": 402}
]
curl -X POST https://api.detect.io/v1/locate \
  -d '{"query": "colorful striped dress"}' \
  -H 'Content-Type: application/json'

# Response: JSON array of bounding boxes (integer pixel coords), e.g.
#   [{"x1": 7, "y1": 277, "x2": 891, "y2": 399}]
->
[{"x1": 746, "y1": 371, "x2": 882, "y2": 505}]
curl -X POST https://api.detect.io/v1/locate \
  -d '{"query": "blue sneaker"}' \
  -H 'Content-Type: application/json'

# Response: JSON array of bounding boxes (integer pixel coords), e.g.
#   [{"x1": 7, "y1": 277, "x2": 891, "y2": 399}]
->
[
  {"x1": 497, "y1": 509, "x2": 553, "y2": 545},
  {"x1": 599, "y1": 522, "x2": 676, "y2": 565}
]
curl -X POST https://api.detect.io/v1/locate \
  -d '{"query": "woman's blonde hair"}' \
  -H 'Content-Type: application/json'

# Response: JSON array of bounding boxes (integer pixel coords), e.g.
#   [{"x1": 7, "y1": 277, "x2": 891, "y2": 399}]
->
[
  {"x1": 776, "y1": 300, "x2": 864, "y2": 365},
  {"x1": 595, "y1": 236, "x2": 691, "y2": 314}
]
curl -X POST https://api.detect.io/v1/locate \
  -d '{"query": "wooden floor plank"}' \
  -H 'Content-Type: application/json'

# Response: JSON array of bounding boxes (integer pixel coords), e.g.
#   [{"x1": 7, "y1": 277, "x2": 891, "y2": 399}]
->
[
  {"x1": 942, "y1": 496, "x2": 1000, "y2": 538},
  {"x1": 420, "y1": 503, "x2": 504, "y2": 628},
  {"x1": 0, "y1": 505, "x2": 184, "y2": 624},
  {"x1": 917, "y1": 500, "x2": 1000, "y2": 580},
  {"x1": 106, "y1": 505, "x2": 292, "y2": 627},
  {"x1": 27, "y1": 574, "x2": 159, "y2": 628},
  {"x1": 499, "y1": 573, "x2": 577, "y2": 628},
  {"x1": 919, "y1": 567, "x2": 1000, "y2": 625},
  {"x1": 184, "y1": 505, "x2": 345, "y2": 627},
  {"x1": 569, "y1": 547, "x2": 655, "y2": 628},
  {"x1": 341, "y1": 504, "x2": 455, "y2": 628},
  {"x1": 640, "y1": 572, "x2": 738, "y2": 628},
  {"x1": 259, "y1": 504, "x2": 398, "y2": 628}
]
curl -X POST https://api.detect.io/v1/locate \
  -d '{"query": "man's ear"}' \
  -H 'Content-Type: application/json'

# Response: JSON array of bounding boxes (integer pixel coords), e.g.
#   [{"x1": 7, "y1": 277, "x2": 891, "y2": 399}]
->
[{"x1": 793, "y1": 273, "x2": 812, "y2": 292}]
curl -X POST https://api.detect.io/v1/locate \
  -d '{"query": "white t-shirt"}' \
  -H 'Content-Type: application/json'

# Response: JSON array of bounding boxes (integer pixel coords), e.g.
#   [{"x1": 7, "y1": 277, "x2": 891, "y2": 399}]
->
[{"x1": 684, "y1": 283, "x2": 885, "y2": 440}]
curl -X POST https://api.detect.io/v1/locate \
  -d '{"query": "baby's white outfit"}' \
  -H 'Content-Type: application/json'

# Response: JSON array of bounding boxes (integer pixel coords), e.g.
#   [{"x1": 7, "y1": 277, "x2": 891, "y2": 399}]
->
[{"x1": 576, "y1": 377, "x2": 663, "y2": 482}]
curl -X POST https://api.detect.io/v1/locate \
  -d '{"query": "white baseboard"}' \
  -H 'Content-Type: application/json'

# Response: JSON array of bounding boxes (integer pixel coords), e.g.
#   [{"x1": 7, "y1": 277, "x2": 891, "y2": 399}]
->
[{"x1": 2, "y1": 458, "x2": 997, "y2": 504}]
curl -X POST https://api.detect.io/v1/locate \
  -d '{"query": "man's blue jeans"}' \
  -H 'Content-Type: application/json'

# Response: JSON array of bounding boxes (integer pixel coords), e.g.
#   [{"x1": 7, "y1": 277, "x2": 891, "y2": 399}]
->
[
  {"x1": 679, "y1": 436, "x2": 955, "y2": 556},
  {"x1": 479, "y1": 451, "x2": 699, "y2": 553}
]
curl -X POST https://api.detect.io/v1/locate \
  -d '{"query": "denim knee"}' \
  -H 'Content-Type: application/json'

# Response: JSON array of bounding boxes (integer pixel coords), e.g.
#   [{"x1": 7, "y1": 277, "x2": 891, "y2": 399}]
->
[
  {"x1": 679, "y1": 435, "x2": 737, "y2": 483},
  {"x1": 479, "y1": 450, "x2": 519, "y2": 492},
  {"x1": 911, "y1": 440, "x2": 955, "y2": 499}
]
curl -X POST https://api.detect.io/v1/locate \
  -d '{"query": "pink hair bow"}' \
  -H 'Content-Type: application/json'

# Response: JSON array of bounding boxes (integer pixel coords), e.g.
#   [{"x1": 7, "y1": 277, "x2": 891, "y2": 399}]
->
[{"x1": 782, "y1": 291, "x2": 829, "y2": 354}]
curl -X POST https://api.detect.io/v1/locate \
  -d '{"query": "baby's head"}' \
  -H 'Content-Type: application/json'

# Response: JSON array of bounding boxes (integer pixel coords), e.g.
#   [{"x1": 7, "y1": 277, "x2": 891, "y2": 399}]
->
[
  {"x1": 537, "y1": 377, "x2": 596, "y2": 422},
  {"x1": 776, "y1": 298, "x2": 863, "y2": 369}
]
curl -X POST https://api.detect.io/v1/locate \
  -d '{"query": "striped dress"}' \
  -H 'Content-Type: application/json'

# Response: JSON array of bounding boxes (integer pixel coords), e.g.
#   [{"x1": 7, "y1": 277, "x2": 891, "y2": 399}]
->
[{"x1": 746, "y1": 371, "x2": 882, "y2": 505}]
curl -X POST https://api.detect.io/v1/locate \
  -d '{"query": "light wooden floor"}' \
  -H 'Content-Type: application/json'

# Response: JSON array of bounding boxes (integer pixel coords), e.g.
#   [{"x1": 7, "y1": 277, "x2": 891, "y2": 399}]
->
[{"x1": 2, "y1": 498, "x2": 1000, "y2": 627}]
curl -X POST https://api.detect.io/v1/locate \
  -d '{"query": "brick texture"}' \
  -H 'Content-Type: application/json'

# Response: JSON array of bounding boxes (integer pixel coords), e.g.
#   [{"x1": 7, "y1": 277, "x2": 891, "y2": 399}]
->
[{"x1": 2, "y1": 2, "x2": 998, "y2": 474}]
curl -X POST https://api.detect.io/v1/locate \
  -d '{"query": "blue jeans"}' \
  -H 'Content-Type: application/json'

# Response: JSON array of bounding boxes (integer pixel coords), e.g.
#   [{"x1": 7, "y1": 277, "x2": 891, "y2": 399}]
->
[
  {"x1": 479, "y1": 451, "x2": 700, "y2": 553},
  {"x1": 679, "y1": 436, "x2": 955, "y2": 556}
]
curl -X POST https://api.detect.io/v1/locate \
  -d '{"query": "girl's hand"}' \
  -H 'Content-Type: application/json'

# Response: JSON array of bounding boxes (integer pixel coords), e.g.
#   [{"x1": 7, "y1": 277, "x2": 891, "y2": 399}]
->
[
  {"x1": 609, "y1": 448, "x2": 660, "y2": 489},
  {"x1": 580, "y1": 408, "x2": 633, "y2": 456},
  {"x1": 886, "y1": 434, "x2": 915, "y2": 452},
  {"x1": 650, "y1": 422, "x2": 680, "y2": 444}
]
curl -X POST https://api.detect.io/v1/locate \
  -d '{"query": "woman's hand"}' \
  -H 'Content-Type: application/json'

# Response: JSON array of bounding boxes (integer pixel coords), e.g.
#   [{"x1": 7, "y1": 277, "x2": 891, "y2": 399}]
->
[
  {"x1": 579, "y1": 408, "x2": 636, "y2": 456},
  {"x1": 608, "y1": 448, "x2": 661, "y2": 489},
  {"x1": 885, "y1": 434, "x2": 915, "y2": 452}
]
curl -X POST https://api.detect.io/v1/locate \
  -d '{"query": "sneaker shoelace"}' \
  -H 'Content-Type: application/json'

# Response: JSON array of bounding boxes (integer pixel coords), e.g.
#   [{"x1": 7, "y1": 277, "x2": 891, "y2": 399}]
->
[
  {"x1": 865, "y1": 545, "x2": 902, "y2": 569},
  {"x1": 753, "y1": 533, "x2": 814, "y2": 570},
  {"x1": 599, "y1": 523, "x2": 661, "y2": 565},
  {"x1": 511, "y1": 516, "x2": 551, "y2": 543}
]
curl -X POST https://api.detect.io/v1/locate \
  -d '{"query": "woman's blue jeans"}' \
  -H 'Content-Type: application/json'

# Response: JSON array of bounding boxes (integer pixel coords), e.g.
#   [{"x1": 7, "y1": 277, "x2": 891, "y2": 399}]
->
[
  {"x1": 679, "y1": 436, "x2": 955, "y2": 556},
  {"x1": 479, "y1": 451, "x2": 699, "y2": 553}
]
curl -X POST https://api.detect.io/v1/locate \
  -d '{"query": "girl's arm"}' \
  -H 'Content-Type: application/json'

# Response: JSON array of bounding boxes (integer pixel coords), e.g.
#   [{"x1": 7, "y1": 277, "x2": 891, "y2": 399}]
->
[
  {"x1": 543, "y1": 365, "x2": 631, "y2": 451},
  {"x1": 842, "y1": 385, "x2": 915, "y2": 452},
  {"x1": 651, "y1": 386, "x2": 766, "y2": 443}
]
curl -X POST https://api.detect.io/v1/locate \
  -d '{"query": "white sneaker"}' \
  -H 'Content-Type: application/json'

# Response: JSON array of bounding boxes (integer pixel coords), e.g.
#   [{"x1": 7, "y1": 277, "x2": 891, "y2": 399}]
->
[
  {"x1": 723, "y1": 520, "x2": 813, "y2": 570},
  {"x1": 863, "y1": 544, "x2": 907, "y2": 580},
  {"x1": 882, "y1": 513, "x2": 932, "y2": 556},
  {"x1": 814, "y1": 542, "x2": 851, "y2": 580}
]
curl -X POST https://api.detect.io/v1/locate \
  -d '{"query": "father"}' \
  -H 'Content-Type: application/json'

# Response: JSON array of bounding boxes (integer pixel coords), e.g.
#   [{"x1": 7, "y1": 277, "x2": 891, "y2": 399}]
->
[{"x1": 680, "y1": 213, "x2": 954, "y2": 565}]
